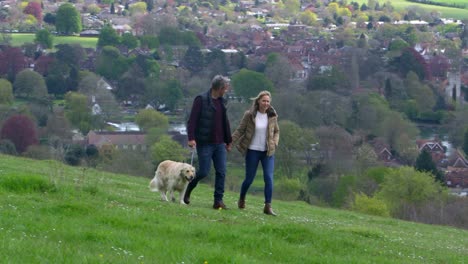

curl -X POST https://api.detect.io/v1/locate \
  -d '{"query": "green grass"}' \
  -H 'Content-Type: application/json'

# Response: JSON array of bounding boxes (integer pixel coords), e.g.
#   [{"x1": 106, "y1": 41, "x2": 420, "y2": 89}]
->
[
  {"x1": 353, "y1": 0, "x2": 468, "y2": 20},
  {"x1": 0, "y1": 154, "x2": 467, "y2": 263},
  {"x1": 10, "y1": 33, "x2": 97, "y2": 49}
]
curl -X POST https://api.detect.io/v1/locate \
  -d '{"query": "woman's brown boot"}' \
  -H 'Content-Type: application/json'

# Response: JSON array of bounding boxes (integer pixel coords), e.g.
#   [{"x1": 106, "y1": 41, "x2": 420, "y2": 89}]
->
[
  {"x1": 263, "y1": 203, "x2": 277, "y2": 216},
  {"x1": 238, "y1": 199, "x2": 245, "y2": 209}
]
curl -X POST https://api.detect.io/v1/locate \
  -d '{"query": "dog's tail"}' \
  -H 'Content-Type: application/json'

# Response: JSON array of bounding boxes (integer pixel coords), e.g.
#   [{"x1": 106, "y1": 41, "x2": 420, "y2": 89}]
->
[{"x1": 149, "y1": 179, "x2": 159, "y2": 192}]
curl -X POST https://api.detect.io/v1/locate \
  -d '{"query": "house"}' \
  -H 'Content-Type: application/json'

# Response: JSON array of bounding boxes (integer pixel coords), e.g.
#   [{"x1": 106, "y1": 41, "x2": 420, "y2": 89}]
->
[
  {"x1": 87, "y1": 131, "x2": 147, "y2": 152},
  {"x1": 370, "y1": 138, "x2": 393, "y2": 162},
  {"x1": 416, "y1": 138, "x2": 447, "y2": 165},
  {"x1": 445, "y1": 167, "x2": 468, "y2": 188}
]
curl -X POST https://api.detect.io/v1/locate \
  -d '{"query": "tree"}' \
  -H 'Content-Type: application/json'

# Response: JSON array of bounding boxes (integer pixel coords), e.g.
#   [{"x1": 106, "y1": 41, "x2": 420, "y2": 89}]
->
[
  {"x1": 0, "y1": 139, "x2": 17, "y2": 155},
  {"x1": 277, "y1": 120, "x2": 315, "y2": 178},
  {"x1": 145, "y1": 0, "x2": 154, "y2": 11},
  {"x1": 151, "y1": 135, "x2": 189, "y2": 164},
  {"x1": 129, "y1": 2, "x2": 147, "y2": 15},
  {"x1": 43, "y1": 13, "x2": 56, "y2": 25},
  {"x1": 24, "y1": 1, "x2": 42, "y2": 22},
  {"x1": 181, "y1": 46, "x2": 204, "y2": 75},
  {"x1": 0, "y1": 78, "x2": 13, "y2": 105},
  {"x1": 35, "y1": 29, "x2": 53, "y2": 49},
  {"x1": 139, "y1": 35, "x2": 159, "y2": 49},
  {"x1": 96, "y1": 46, "x2": 129, "y2": 80},
  {"x1": 0, "y1": 47, "x2": 27, "y2": 82},
  {"x1": 392, "y1": 47, "x2": 430, "y2": 81},
  {"x1": 232, "y1": 69, "x2": 274, "y2": 100},
  {"x1": 299, "y1": 10, "x2": 317, "y2": 26},
  {"x1": 464, "y1": 129, "x2": 468, "y2": 158},
  {"x1": 0, "y1": 114, "x2": 39, "y2": 153},
  {"x1": 376, "y1": 166, "x2": 445, "y2": 217},
  {"x1": 121, "y1": 32, "x2": 138, "y2": 50},
  {"x1": 55, "y1": 3, "x2": 82, "y2": 35},
  {"x1": 64, "y1": 92, "x2": 93, "y2": 134},
  {"x1": 264, "y1": 53, "x2": 292, "y2": 92},
  {"x1": 97, "y1": 24, "x2": 120, "y2": 47},
  {"x1": 13, "y1": 69, "x2": 48, "y2": 100},
  {"x1": 414, "y1": 149, "x2": 444, "y2": 183},
  {"x1": 135, "y1": 108, "x2": 169, "y2": 132}
]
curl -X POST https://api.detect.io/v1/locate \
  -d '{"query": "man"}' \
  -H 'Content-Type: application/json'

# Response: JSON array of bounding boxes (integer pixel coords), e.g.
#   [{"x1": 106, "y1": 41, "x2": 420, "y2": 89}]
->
[{"x1": 185, "y1": 75, "x2": 232, "y2": 209}]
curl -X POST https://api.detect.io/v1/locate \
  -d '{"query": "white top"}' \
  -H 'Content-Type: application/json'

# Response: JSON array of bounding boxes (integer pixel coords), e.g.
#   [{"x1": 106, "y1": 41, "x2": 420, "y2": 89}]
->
[{"x1": 249, "y1": 111, "x2": 268, "y2": 151}]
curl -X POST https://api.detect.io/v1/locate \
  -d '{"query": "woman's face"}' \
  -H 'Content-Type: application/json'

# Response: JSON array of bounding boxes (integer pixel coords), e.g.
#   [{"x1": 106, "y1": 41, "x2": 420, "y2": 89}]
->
[{"x1": 257, "y1": 95, "x2": 271, "y2": 113}]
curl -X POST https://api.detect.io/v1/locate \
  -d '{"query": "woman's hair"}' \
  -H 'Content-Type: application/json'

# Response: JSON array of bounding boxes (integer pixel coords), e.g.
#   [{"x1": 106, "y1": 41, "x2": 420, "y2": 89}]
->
[
  {"x1": 211, "y1": 75, "x2": 230, "y2": 91},
  {"x1": 250, "y1": 90, "x2": 271, "y2": 110}
]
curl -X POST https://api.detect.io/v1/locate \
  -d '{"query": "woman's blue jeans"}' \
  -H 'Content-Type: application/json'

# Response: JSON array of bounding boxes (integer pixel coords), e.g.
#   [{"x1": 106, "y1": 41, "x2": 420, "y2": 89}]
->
[
  {"x1": 186, "y1": 143, "x2": 227, "y2": 202},
  {"x1": 240, "y1": 149, "x2": 275, "y2": 203}
]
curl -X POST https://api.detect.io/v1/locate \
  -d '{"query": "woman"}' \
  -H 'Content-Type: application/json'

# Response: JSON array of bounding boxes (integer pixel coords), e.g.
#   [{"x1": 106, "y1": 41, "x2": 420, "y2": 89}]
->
[{"x1": 232, "y1": 90, "x2": 280, "y2": 216}]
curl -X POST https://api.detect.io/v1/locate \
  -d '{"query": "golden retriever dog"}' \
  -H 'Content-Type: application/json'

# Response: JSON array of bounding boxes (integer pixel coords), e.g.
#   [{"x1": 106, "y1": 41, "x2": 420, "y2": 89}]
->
[{"x1": 149, "y1": 160, "x2": 195, "y2": 204}]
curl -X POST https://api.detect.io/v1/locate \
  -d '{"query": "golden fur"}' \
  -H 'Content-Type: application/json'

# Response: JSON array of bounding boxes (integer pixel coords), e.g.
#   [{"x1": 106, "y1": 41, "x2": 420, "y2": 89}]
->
[{"x1": 149, "y1": 160, "x2": 195, "y2": 204}]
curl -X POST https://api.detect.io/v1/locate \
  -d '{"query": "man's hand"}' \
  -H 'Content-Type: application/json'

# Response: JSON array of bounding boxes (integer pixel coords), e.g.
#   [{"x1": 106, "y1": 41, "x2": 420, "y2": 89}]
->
[
  {"x1": 226, "y1": 143, "x2": 232, "y2": 152},
  {"x1": 188, "y1": 140, "x2": 196, "y2": 148}
]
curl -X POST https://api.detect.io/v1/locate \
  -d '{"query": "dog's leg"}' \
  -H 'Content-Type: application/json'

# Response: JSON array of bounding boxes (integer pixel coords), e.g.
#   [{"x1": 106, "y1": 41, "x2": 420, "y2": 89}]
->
[
  {"x1": 179, "y1": 184, "x2": 188, "y2": 205},
  {"x1": 160, "y1": 190, "x2": 169, "y2": 202},
  {"x1": 169, "y1": 190, "x2": 176, "y2": 202}
]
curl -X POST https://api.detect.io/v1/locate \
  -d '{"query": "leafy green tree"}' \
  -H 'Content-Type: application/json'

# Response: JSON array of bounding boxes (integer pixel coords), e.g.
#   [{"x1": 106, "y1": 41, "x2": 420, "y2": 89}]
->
[
  {"x1": 97, "y1": 25, "x2": 120, "y2": 48},
  {"x1": 96, "y1": 46, "x2": 130, "y2": 80},
  {"x1": 376, "y1": 166, "x2": 446, "y2": 216},
  {"x1": 299, "y1": 10, "x2": 317, "y2": 26},
  {"x1": 182, "y1": 46, "x2": 204, "y2": 74},
  {"x1": 158, "y1": 79, "x2": 183, "y2": 111},
  {"x1": 55, "y1": 3, "x2": 82, "y2": 35},
  {"x1": 35, "y1": 29, "x2": 53, "y2": 49},
  {"x1": 414, "y1": 149, "x2": 444, "y2": 183},
  {"x1": 275, "y1": 121, "x2": 316, "y2": 177},
  {"x1": 205, "y1": 48, "x2": 228, "y2": 76},
  {"x1": 64, "y1": 92, "x2": 92, "y2": 134},
  {"x1": 307, "y1": 66, "x2": 350, "y2": 95},
  {"x1": 0, "y1": 78, "x2": 13, "y2": 105},
  {"x1": 121, "y1": 32, "x2": 138, "y2": 50},
  {"x1": 231, "y1": 69, "x2": 274, "y2": 99},
  {"x1": 135, "y1": 108, "x2": 169, "y2": 132},
  {"x1": 0, "y1": 139, "x2": 17, "y2": 155},
  {"x1": 139, "y1": 35, "x2": 159, "y2": 49},
  {"x1": 13, "y1": 69, "x2": 48, "y2": 100},
  {"x1": 45, "y1": 60, "x2": 69, "y2": 95},
  {"x1": 151, "y1": 135, "x2": 189, "y2": 164}
]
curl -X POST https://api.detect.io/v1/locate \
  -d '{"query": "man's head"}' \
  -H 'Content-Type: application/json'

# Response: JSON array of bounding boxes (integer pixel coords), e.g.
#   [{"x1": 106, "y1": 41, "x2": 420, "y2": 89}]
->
[{"x1": 210, "y1": 75, "x2": 230, "y2": 98}]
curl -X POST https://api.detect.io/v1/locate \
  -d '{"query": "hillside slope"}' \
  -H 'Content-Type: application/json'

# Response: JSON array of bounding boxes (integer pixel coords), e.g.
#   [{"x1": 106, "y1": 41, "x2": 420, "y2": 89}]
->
[{"x1": 0, "y1": 154, "x2": 466, "y2": 263}]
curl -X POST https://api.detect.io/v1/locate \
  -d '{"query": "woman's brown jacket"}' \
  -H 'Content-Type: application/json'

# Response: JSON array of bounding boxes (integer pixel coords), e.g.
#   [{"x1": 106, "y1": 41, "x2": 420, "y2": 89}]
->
[{"x1": 232, "y1": 106, "x2": 279, "y2": 157}]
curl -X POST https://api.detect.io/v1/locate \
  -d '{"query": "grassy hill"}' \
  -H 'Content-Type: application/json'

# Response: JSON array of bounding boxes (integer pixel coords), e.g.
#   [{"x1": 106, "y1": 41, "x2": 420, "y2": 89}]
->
[
  {"x1": 353, "y1": 0, "x2": 468, "y2": 20},
  {"x1": 0, "y1": 154, "x2": 467, "y2": 264}
]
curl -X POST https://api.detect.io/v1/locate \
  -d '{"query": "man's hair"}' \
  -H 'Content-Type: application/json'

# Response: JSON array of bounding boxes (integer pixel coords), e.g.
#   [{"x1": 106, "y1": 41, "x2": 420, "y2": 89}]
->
[{"x1": 211, "y1": 75, "x2": 230, "y2": 91}]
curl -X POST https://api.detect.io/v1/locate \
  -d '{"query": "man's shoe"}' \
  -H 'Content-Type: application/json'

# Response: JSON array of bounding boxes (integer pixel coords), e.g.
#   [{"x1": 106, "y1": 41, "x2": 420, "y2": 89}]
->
[
  {"x1": 213, "y1": 201, "x2": 228, "y2": 210},
  {"x1": 183, "y1": 192, "x2": 191, "y2": 205},
  {"x1": 238, "y1": 199, "x2": 245, "y2": 209}
]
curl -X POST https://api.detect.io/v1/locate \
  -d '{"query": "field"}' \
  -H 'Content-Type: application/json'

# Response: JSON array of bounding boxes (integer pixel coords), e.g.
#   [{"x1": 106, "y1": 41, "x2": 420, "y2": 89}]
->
[
  {"x1": 0, "y1": 154, "x2": 467, "y2": 263},
  {"x1": 353, "y1": 0, "x2": 468, "y2": 20},
  {"x1": 10, "y1": 33, "x2": 97, "y2": 49}
]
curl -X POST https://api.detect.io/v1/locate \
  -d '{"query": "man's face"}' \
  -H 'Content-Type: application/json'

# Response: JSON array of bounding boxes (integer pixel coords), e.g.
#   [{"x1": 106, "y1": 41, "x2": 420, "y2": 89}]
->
[{"x1": 213, "y1": 84, "x2": 229, "y2": 98}]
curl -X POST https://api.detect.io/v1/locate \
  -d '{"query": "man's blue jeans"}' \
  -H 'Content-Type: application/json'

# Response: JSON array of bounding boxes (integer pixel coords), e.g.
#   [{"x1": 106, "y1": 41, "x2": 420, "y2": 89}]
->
[
  {"x1": 240, "y1": 149, "x2": 275, "y2": 203},
  {"x1": 186, "y1": 143, "x2": 227, "y2": 202}
]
